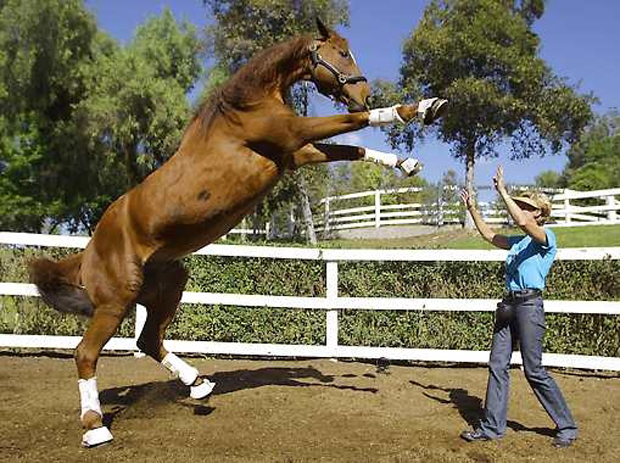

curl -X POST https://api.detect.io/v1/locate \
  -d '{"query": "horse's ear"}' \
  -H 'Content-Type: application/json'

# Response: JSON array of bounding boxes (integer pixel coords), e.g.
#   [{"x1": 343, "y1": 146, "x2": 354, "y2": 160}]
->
[{"x1": 316, "y1": 17, "x2": 331, "y2": 40}]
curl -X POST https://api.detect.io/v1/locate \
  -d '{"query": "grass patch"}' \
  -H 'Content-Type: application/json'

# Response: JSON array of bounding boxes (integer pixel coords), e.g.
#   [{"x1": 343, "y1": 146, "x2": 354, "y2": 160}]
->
[{"x1": 324, "y1": 224, "x2": 620, "y2": 250}]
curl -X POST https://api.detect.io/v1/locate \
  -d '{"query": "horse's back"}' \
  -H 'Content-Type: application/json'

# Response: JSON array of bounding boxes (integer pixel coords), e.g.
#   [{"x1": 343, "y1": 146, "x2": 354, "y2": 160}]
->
[{"x1": 87, "y1": 115, "x2": 282, "y2": 265}]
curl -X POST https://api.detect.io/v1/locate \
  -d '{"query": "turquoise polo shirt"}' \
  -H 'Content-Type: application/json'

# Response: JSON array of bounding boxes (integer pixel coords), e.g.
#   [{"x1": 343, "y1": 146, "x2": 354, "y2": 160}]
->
[{"x1": 505, "y1": 228, "x2": 557, "y2": 291}]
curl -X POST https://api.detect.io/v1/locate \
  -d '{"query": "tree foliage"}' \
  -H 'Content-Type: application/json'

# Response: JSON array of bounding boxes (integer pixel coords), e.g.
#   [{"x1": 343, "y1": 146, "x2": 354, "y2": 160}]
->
[
  {"x1": 560, "y1": 111, "x2": 620, "y2": 191},
  {"x1": 72, "y1": 9, "x2": 201, "y2": 230},
  {"x1": 204, "y1": 0, "x2": 348, "y2": 72},
  {"x1": 0, "y1": 0, "x2": 99, "y2": 231},
  {"x1": 0, "y1": 2, "x2": 201, "y2": 232},
  {"x1": 534, "y1": 170, "x2": 561, "y2": 188}
]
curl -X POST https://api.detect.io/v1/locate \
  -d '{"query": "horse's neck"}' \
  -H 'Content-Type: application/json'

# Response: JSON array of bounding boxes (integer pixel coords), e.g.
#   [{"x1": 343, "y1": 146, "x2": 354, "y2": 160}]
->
[
  {"x1": 276, "y1": 37, "x2": 313, "y2": 90},
  {"x1": 230, "y1": 36, "x2": 312, "y2": 102}
]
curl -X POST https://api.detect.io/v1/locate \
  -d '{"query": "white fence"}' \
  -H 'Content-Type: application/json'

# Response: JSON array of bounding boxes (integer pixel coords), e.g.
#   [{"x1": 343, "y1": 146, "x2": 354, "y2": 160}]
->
[
  {"x1": 1, "y1": 232, "x2": 620, "y2": 370},
  {"x1": 317, "y1": 187, "x2": 620, "y2": 232}
]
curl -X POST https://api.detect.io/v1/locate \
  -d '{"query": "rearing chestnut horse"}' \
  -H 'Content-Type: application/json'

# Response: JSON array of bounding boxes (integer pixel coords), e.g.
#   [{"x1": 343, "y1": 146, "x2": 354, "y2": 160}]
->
[{"x1": 30, "y1": 19, "x2": 446, "y2": 447}]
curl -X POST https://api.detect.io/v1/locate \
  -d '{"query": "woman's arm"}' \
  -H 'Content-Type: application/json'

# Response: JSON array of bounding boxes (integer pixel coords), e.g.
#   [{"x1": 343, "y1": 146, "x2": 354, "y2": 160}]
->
[
  {"x1": 493, "y1": 166, "x2": 547, "y2": 245},
  {"x1": 460, "y1": 189, "x2": 510, "y2": 250}
]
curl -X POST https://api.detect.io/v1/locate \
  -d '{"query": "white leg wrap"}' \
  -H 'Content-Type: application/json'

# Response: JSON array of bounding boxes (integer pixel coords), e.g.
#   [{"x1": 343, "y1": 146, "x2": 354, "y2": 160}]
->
[
  {"x1": 82, "y1": 426, "x2": 113, "y2": 447},
  {"x1": 363, "y1": 148, "x2": 398, "y2": 168},
  {"x1": 162, "y1": 352, "x2": 199, "y2": 386},
  {"x1": 368, "y1": 105, "x2": 405, "y2": 126},
  {"x1": 78, "y1": 377, "x2": 102, "y2": 420}
]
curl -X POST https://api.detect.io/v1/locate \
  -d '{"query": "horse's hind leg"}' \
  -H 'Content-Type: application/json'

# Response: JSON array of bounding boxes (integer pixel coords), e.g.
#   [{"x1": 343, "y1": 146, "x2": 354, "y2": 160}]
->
[
  {"x1": 75, "y1": 300, "x2": 135, "y2": 447},
  {"x1": 74, "y1": 247, "x2": 144, "y2": 447},
  {"x1": 137, "y1": 261, "x2": 215, "y2": 399}
]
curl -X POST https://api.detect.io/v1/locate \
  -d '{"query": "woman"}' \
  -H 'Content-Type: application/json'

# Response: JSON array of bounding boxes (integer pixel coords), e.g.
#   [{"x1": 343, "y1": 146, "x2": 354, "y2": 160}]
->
[{"x1": 459, "y1": 166, "x2": 578, "y2": 448}]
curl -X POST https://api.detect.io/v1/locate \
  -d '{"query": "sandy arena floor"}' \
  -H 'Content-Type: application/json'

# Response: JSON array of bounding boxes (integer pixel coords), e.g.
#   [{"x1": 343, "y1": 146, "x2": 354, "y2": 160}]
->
[{"x1": 0, "y1": 354, "x2": 618, "y2": 462}]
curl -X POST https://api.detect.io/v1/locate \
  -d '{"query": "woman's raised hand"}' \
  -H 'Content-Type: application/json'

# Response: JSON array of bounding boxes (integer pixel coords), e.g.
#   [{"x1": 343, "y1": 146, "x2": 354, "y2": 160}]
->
[
  {"x1": 493, "y1": 166, "x2": 507, "y2": 194},
  {"x1": 460, "y1": 189, "x2": 473, "y2": 209}
]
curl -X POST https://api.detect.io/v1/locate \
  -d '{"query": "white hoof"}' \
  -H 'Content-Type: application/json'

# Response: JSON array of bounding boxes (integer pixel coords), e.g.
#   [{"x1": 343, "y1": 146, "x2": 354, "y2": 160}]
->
[
  {"x1": 399, "y1": 158, "x2": 423, "y2": 177},
  {"x1": 418, "y1": 97, "x2": 448, "y2": 125},
  {"x1": 82, "y1": 426, "x2": 113, "y2": 447},
  {"x1": 190, "y1": 379, "x2": 216, "y2": 399}
]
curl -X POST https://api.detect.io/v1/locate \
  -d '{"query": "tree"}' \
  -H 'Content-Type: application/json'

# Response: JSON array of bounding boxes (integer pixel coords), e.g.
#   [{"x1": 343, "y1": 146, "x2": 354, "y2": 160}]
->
[
  {"x1": 72, "y1": 8, "x2": 202, "y2": 231},
  {"x1": 0, "y1": 0, "x2": 99, "y2": 231},
  {"x1": 204, "y1": 0, "x2": 348, "y2": 73},
  {"x1": 201, "y1": 0, "x2": 349, "y2": 243},
  {"x1": 0, "y1": 2, "x2": 202, "y2": 232},
  {"x1": 534, "y1": 170, "x2": 561, "y2": 189},
  {"x1": 392, "y1": 0, "x2": 593, "y2": 226},
  {"x1": 560, "y1": 111, "x2": 620, "y2": 191}
]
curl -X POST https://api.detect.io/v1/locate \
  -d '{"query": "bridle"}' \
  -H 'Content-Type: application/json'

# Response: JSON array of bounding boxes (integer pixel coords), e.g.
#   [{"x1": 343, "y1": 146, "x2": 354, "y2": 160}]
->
[{"x1": 309, "y1": 42, "x2": 367, "y2": 95}]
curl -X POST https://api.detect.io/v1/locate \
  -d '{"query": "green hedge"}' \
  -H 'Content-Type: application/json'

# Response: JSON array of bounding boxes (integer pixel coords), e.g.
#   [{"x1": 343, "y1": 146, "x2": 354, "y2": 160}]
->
[{"x1": 1, "y1": 245, "x2": 619, "y2": 357}]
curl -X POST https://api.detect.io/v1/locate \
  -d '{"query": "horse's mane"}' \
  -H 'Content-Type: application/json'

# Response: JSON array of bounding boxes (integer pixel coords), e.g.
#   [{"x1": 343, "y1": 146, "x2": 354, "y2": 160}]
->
[{"x1": 193, "y1": 35, "x2": 313, "y2": 132}]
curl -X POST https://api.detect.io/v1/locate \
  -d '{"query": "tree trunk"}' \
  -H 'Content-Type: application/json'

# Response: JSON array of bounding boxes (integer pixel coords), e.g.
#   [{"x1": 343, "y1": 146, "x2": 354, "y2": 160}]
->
[
  {"x1": 297, "y1": 174, "x2": 317, "y2": 244},
  {"x1": 464, "y1": 144, "x2": 476, "y2": 229},
  {"x1": 296, "y1": 84, "x2": 317, "y2": 244},
  {"x1": 124, "y1": 141, "x2": 140, "y2": 188}
]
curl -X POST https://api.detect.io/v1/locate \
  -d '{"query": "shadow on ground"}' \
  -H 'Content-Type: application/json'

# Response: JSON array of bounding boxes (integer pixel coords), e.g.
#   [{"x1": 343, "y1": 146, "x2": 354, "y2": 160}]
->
[
  {"x1": 100, "y1": 365, "x2": 377, "y2": 429},
  {"x1": 409, "y1": 379, "x2": 555, "y2": 437}
]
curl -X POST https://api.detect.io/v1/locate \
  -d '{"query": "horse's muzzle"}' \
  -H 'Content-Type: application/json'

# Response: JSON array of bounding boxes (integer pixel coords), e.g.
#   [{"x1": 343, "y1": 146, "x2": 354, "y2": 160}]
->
[{"x1": 347, "y1": 99, "x2": 367, "y2": 113}]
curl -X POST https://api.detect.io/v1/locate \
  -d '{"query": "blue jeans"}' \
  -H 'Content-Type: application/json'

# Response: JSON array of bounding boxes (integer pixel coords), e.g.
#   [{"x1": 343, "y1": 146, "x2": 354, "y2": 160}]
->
[{"x1": 478, "y1": 295, "x2": 578, "y2": 440}]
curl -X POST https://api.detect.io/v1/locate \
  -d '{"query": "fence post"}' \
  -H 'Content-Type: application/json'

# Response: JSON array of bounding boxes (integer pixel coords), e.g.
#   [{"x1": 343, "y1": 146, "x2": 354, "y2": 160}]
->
[
  {"x1": 439, "y1": 200, "x2": 446, "y2": 227},
  {"x1": 564, "y1": 192, "x2": 572, "y2": 224},
  {"x1": 134, "y1": 304, "x2": 147, "y2": 357},
  {"x1": 607, "y1": 195, "x2": 617, "y2": 222},
  {"x1": 326, "y1": 261, "x2": 339, "y2": 353},
  {"x1": 324, "y1": 197, "x2": 331, "y2": 235},
  {"x1": 374, "y1": 190, "x2": 381, "y2": 228},
  {"x1": 267, "y1": 213, "x2": 276, "y2": 240}
]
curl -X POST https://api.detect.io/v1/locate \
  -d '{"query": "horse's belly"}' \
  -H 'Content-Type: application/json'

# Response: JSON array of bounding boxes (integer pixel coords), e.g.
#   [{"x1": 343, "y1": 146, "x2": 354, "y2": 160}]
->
[
  {"x1": 141, "y1": 156, "x2": 281, "y2": 260},
  {"x1": 153, "y1": 200, "x2": 264, "y2": 258}
]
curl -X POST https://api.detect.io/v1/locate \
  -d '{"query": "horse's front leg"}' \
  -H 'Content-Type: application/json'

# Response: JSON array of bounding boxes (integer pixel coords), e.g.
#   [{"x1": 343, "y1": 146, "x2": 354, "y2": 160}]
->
[
  {"x1": 291, "y1": 143, "x2": 364, "y2": 167},
  {"x1": 290, "y1": 99, "x2": 445, "y2": 146},
  {"x1": 291, "y1": 143, "x2": 422, "y2": 177},
  {"x1": 289, "y1": 112, "x2": 369, "y2": 144}
]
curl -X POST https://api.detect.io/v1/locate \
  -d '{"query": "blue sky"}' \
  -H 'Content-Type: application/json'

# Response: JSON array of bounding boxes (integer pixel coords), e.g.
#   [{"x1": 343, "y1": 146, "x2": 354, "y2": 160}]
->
[{"x1": 85, "y1": 0, "x2": 620, "y2": 189}]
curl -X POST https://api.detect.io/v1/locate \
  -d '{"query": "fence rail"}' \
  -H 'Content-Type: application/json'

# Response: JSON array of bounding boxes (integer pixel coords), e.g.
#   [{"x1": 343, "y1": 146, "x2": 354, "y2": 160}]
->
[
  {"x1": 315, "y1": 186, "x2": 620, "y2": 232},
  {"x1": 1, "y1": 232, "x2": 620, "y2": 370}
]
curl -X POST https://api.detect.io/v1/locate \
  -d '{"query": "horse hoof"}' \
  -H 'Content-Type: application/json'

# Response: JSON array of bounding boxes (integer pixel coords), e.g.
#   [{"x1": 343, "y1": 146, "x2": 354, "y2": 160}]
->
[
  {"x1": 191, "y1": 379, "x2": 216, "y2": 399},
  {"x1": 399, "y1": 158, "x2": 423, "y2": 177},
  {"x1": 419, "y1": 98, "x2": 448, "y2": 125},
  {"x1": 82, "y1": 426, "x2": 113, "y2": 448}
]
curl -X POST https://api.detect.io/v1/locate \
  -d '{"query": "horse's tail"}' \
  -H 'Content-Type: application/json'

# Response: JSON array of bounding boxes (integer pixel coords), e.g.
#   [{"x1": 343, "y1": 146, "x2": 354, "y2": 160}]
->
[{"x1": 29, "y1": 252, "x2": 94, "y2": 317}]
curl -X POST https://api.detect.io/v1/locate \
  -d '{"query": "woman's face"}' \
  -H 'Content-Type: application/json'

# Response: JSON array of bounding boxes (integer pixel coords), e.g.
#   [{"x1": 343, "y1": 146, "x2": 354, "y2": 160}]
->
[{"x1": 516, "y1": 201, "x2": 542, "y2": 223}]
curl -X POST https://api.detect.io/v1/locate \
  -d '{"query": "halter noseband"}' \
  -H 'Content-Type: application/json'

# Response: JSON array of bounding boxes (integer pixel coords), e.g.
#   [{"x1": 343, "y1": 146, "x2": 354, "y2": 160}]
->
[{"x1": 309, "y1": 43, "x2": 367, "y2": 90}]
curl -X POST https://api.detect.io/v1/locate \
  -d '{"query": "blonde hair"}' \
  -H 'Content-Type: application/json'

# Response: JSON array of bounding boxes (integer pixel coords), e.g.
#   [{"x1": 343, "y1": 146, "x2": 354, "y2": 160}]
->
[{"x1": 518, "y1": 191, "x2": 552, "y2": 224}]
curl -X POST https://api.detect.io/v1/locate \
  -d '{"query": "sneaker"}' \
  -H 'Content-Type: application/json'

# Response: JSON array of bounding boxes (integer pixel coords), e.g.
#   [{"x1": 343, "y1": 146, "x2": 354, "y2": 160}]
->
[
  {"x1": 552, "y1": 436, "x2": 576, "y2": 448},
  {"x1": 460, "y1": 429, "x2": 493, "y2": 442},
  {"x1": 418, "y1": 97, "x2": 448, "y2": 125}
]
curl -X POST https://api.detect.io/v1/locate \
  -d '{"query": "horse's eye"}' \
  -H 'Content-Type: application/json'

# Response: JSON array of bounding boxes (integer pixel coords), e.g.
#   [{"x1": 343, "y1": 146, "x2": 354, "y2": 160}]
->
[{"x1": 340, "y1": 50, "x2": 350, "y2": 59}]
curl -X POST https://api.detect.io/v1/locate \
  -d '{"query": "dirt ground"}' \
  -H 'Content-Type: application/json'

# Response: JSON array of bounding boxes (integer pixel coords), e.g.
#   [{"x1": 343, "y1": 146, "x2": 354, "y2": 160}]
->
[{"x1": 0, "y1": 353, "x2": 619, "y2": 462}]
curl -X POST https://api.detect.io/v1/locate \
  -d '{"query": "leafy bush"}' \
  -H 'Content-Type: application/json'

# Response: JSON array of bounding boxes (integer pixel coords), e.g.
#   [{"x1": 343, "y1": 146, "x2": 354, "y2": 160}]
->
[{"x1": 1, "y1": 245, "x2": 618, "y2": 357}]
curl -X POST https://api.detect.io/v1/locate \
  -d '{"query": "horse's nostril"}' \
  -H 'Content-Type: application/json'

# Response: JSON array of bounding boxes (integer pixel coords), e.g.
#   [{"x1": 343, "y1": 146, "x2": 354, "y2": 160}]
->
[{"x1": 347, "y1": 100, "x2": 366, "y2": 113}]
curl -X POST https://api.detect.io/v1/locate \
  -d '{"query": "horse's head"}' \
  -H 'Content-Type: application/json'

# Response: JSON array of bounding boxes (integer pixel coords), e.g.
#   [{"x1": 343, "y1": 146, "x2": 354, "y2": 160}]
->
[{"x1": 308, "y1": 18, "x2": 371, "y2": 113}]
